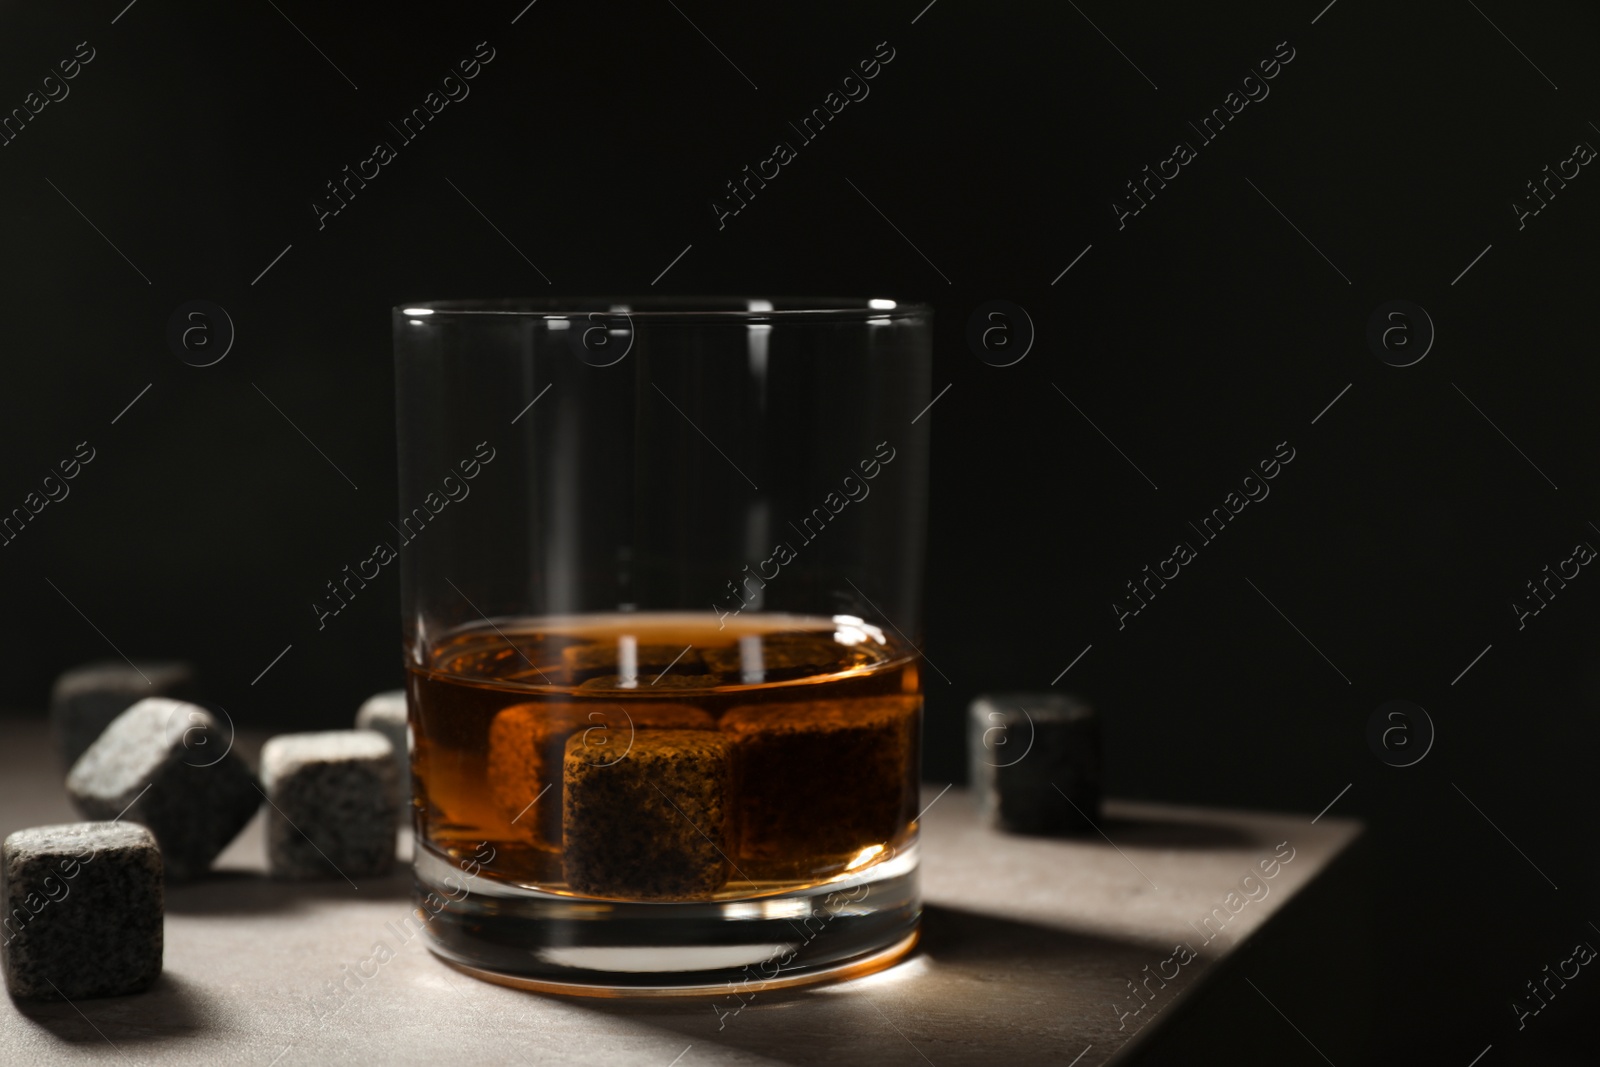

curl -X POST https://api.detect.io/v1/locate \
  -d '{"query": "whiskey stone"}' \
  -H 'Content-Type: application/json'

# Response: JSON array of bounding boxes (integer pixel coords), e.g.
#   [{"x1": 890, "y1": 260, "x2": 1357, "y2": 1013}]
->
[
  {"x1": 720, "y1": 695, "x2": 919, "y2": 875},
  {"x1": 2, "y1": 822, "x2": 162, "y2": 1000},
  {"x1": 489, "y1": 702, "x2": 710, "y2": 849},
  {"x1": 355, "y1": 690, "x2": 410, "y2": 798},
  {"x1": 968, "y1": 692, "x2": 1101, "y2": 835},
  {"x1": 50, "y1": 660, "x2": 198, "y2": 765},
  {"x1": 562, "y1": 729, "x2": 733, "y2": 900},
  {"x1": 66, "y1": 698, "x2": 260, "y2": 880},
  {"x1": 260, "y1": 731, "x2": 398, "y2": 880}
]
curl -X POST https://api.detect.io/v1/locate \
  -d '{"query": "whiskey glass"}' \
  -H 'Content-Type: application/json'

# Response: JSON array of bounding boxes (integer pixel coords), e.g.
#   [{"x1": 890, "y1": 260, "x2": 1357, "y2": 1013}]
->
[{"x1": 392, "y1": 297, "x2": 931, "y2": 994}]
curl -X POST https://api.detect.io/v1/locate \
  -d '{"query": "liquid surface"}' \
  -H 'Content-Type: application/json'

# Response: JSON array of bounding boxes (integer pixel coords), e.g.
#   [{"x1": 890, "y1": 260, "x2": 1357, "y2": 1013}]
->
[{"x1": 408, "y1": 612, "x2": 922, "y2": 901}]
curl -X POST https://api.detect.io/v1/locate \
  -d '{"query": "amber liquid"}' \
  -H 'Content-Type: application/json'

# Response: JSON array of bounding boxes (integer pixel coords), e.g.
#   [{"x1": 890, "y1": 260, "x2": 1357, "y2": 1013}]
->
[{"x1": 408, "y1": 612, "x2": 922, "y2": 902}]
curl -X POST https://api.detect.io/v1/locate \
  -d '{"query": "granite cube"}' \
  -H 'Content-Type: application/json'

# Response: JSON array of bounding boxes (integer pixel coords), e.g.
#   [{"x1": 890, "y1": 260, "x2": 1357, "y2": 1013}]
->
[
  {"x1": 488, "y1": 702, "x2": 710, "y2": 849},
  {"x1": 66, "y1": 698, "x2": 260, "y2": 880},
  {"x1": 2, "y1": 822, "x2": 162, "y2": 1000},
  {"x1": 968, "y1": 692, "x2": 1101, "y2": 835},
  {"x1": 355, "y1": 689, "x2": 410, "y2": 798},
  {"x1": 50, "y1": 660, "x2": 198, "y2": 765},
  {"x1": 260, "y1": 731, "x2": 398, "y2": 880},
  {"x1": 720, "y1": 695, "x2": 919, "y2": 873},
  {"x1": 562, "y1": 729, "x2": 733, "y2": 900}
]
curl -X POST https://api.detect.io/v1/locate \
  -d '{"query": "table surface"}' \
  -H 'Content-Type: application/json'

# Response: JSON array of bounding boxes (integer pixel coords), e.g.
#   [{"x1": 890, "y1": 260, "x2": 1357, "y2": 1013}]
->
[{"x1": 0, "y1": 716, "x2": 1361, "y2": 1065}]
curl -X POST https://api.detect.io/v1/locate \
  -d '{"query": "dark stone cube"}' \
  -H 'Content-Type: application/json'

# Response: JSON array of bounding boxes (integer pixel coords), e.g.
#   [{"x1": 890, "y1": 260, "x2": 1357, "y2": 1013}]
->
[
  {"x1": 968, "y1": 692, "x2": 1101, "y2": 835},
  {"x1": 355, "y1": 690, "x2": 410, "y2": 804},
  {"x1": 66, "y1": 698, "x2": 260, "y2": 880},
  {"x1": 720, "y1": 695, "x2": 919, "y2": 876},
  {"x1": 1, "y1": 822, "x2": 162, "y2": 1000},
  {"x1": 50, "y1": 660, "x2": 198, "y2": 765},
  {"x1": 562, "y1": 729, "x2": 732, "y2": 900},
  {"x1": 260, "y1": 731, "x2": 399, "y2": 880}
]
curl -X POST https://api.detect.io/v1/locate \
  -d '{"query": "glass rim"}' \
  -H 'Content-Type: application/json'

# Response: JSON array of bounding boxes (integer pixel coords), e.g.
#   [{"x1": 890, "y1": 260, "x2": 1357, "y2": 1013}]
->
[{"x1": 393, "y1": 296, "x2": 932, "y2": 322}]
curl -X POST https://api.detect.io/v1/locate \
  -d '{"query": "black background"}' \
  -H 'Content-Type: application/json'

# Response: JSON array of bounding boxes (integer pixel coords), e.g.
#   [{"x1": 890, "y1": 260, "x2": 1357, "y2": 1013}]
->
[{"x1": 2, "y1": 0, "x2": 1598, "y2": 1060}]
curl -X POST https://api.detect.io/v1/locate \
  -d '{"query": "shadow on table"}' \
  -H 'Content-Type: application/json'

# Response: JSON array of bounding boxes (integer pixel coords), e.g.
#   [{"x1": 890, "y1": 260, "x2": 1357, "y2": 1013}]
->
[
  {"x1": 165, "y1": 869, "x2": 413, "y2": 916},
  {"x1": 1092, "y1": 816, "x2": 1261, "y2": 851},
  {"x1": 534, "y1": 903, "x2": 1166, "y2": 1065},
  {"x1": 10, "y1": 971, "x2": 216, "y2": 1045}
]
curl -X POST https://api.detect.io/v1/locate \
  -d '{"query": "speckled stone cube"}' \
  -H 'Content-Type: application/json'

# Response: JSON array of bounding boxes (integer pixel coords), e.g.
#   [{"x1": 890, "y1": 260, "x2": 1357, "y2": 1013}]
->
[
  {"x1": 2, "y1": 822, "x2": 162, "y2": 1000},
  {"x1": 488, "y1": 702, "x2": 710, "y2": 849},
  {"x1": 720, "y1": 695, "x2": 920, "y2": 873},
  {"x1": 49, "y1": 660, "x2": 198, "y2": 765},
  {"x1": 260, "y1": 731, "x2": 398, "y2": 880},
  {"x1": 968, "y1": 692, "x2": 1101, "y2": 835},
  {"x1": 355, "y1": 690, "x2": 410, "y2": 799},
  {"x1": 66, "y1": 698, "x2": 260, "y2": 881},
  {"x1": 562, "y1": 729, "x2": 733, "y2": 900}
]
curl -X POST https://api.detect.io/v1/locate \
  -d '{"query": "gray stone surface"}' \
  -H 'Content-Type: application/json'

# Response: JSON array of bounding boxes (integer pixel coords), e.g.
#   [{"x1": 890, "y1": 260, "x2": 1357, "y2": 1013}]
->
[
  {"x1": 260, "y1": 731, "x2": 398, "y2": 880},
  {"x1": 1, "y1": 821, "x2": 162, "y2": 1000},
  {"x1": 354, "y1": 690, "x2": 409, "y2": 795},
  {"x1": 66, "y1": 699, "x2": 260, "y2": 880},
  {"x1": 969, "y1": 692, "x2": 1102, "y2": 835},
  {"x1": 49, "y1": 660, "x2": 197, "y2": 765}
]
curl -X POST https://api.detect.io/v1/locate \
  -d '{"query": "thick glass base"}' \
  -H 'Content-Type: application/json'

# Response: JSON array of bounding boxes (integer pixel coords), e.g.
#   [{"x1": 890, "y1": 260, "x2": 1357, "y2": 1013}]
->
[{"x1": 414, "y1": 844, "x2": 921, "y2": 996}]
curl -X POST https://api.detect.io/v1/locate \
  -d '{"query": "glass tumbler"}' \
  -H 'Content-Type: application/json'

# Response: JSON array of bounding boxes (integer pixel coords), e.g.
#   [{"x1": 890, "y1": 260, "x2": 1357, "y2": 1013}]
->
[{"x1": 392, "y1": 297, "x2": 931, "y2": 994}]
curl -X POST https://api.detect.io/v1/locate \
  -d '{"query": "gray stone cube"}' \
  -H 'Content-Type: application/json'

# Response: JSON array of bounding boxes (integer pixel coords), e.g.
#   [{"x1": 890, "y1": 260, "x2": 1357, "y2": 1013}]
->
[
  {"x1": 354, "y1": 689, "x2": 409, "y2": 794},
  {"x1": 50, "y1": 660, "x2": 198, "y2": 765},
  {"x1": 67, "y1": 698, "x2": 260, "y2": 880},
  {"x1": 562, "y1": 730, "x2": 734, "y2": 900},
  {"x1": 969, "y1": 692, "x2": 1101, "y2": 835},
  {"x1": 260, "y1": 731, "x2": 398, "y2": 880},
  {"x1": 2, "y1": 822, "x2": 162, "y2": 1000}
]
